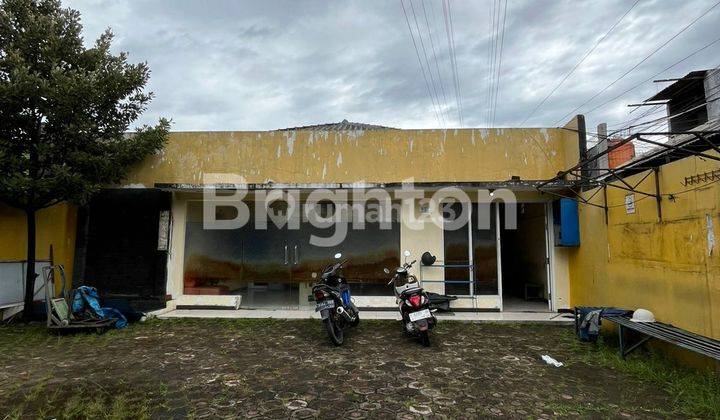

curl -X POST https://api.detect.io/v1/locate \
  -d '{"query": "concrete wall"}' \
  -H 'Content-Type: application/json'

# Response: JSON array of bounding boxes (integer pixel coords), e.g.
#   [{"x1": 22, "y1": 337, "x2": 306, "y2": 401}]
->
[
  {"x1": 123, "y1": 128, "x2": 579, "y2": 186},
  {"x1": 705, "y1": 68, "x2": 720, "y2": 121},
  {"x1": 0, "y1": 202, "x2": 77, "y2": 294},
  {"x1": 570, "y1": 151, "x2": 720, "y2": 340}
]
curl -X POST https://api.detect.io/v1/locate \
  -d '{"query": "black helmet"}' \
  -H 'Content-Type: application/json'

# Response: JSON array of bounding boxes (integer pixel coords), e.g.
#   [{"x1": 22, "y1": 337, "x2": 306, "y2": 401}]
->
[{"x1": 421, "y1": 251, "x2": 436, "y2": 266}]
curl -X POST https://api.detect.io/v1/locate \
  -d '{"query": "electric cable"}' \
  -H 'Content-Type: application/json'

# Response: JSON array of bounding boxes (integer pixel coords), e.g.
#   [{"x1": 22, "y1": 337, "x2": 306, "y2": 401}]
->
[
  {"x1": 400, "y1": 0, "x2": 443, "y2": 126},
  {"x1": 553, "y1": 0, "x2": 720, "y2": 125},
  {"x1": 409, "y1": 0, "x2": 446, "y2": 125},
  {"x1": 519, "y1": 0, "x2": 641, "y2": 126}
]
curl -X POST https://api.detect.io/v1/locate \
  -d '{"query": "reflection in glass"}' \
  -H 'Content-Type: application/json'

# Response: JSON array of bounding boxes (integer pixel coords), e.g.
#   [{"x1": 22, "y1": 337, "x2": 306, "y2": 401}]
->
[
  {"x1": 473, "y1": 203, "x2": 498, "y2": 295},
  {"x1": 443, "y1": 202, "x2": 498, "y2": 295},
  {"x1": 183, "y1": 199, "x2": 401, "y2": 307}
]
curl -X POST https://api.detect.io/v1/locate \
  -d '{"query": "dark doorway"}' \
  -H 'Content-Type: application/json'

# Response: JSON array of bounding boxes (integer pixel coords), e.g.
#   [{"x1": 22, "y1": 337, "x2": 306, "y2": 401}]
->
[
  {"x1": 499, "y1": 203, "x2": 549, "y2": 312},
  {"x1": 74, "y1": 189, "x2": 170, "y2": 311}
]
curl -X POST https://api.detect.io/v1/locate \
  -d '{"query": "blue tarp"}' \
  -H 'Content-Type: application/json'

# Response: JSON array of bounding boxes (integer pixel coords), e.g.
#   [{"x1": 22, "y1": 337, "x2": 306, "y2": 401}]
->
[{"x1": 72, "y1": 286, "x2": 127, "y2": 329}]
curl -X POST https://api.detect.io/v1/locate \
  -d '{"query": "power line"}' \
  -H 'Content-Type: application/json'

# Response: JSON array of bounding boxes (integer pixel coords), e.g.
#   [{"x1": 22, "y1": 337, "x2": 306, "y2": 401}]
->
[
  {"x1": 549, "y1": 86, "x2": 720, "y2": 164},
  {"x1": 491, "y1": 0, "x2": 508, "y2": 127},
  {"x1": 409, "y1": 0, "x2": 447, "y2": 126},
  {"x1": 583, "y1": 35, "x2": 720, "y2": 117},
  {"x1": 428, "y1": 0, "x2": 454, "y2": 125},
  {"x1": 421, "y1": 0, "x2": 451, "y2": 125},
  {"x1": 487, "y1": 0, "x2": 503, "y2": 126},
  {"x1": 484, "y1": 0, "x2": 497, "y2": 127},
  {"x1": 519, "y1": 0, "x2": 640, "y2": 126},
  {"x1": 608, "y1": 104, "x2": 663, "y2": 129},
  {"x1": 606, "y1": 69, "x2": 720, "y2": 137},
  {"x1": 441, "y1": 0, "x2": 463, "y2": 126},
  {"x1": 620, "y1": 96, "x2": 719, "y2": 134},
  {"x1": 399, "y1": 0, "x2": 443, "y2": 126},
  {"x1": 603, "y1": 75, "x2": 720, "y2": 141},
  {"x1": 553, "y1": 0, "x2": 720, "y2": 125},
  {"x1": 448, "y1": 0, "x2": 463, "y2": 126}
]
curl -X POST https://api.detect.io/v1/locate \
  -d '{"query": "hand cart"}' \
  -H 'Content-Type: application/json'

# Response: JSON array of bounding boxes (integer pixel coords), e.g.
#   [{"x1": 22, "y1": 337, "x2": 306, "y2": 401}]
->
[{"x1": 43, "y1": 265, "x2": 117, "y2": 333}]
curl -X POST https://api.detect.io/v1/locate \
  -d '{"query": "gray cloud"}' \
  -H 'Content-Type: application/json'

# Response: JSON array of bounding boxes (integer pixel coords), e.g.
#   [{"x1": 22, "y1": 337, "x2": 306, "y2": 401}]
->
[{"x1": 67, "y1": 0, "x2": 720, "y2": 132}]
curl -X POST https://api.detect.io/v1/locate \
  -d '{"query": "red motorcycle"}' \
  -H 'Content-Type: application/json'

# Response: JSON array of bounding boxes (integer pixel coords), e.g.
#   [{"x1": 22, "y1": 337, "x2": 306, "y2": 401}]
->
[{"x1": 385, "y1": 251, "x2": 437, "y2": 346}]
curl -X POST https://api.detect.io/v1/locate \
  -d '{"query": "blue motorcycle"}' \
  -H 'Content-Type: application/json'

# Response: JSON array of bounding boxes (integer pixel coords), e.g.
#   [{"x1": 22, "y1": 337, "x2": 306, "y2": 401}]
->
[{"x1": 311, "y1": 253, "x2": 360, "y2": 346}]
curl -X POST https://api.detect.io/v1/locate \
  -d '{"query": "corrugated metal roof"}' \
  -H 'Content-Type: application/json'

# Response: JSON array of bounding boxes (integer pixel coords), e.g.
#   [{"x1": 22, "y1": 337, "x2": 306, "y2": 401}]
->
[
  {"x1": 646, "y1": 70, "x2": 708, "y2": 102},
  {"x1": 277, "y1": 119, "x2": 394, "y2": 131}
]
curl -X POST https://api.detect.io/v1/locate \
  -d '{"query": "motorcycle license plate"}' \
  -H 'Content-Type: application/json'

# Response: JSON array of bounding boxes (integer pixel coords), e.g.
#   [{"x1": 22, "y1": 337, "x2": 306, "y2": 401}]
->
[
  {"x1": 409, "y1": 309, "x2": 431, "y2": 322},
  {"x1": 315, "y1": 300, "x2": 335, "y2": 312}
]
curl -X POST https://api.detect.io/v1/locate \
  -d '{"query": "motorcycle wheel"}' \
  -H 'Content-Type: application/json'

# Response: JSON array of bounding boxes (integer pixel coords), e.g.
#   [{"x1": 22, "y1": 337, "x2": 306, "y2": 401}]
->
[
  {"x1": 324, "y1": 317, "x2": 344, "y2": 346},
  {"x1": 420, "y1": 330, "x2": 430, "y2": 347}
]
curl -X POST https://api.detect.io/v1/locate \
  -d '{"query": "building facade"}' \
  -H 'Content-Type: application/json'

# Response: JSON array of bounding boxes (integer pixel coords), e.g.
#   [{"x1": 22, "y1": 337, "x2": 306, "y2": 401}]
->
[{"x1": 1, "y1": 120, "x2": 583, "y2": 313}]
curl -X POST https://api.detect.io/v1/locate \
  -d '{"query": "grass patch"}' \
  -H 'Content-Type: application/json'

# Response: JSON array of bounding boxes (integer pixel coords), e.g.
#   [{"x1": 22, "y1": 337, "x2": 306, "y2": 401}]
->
[
  {"x1": 569, "y1": 333, "x2": 720, "y2": 419},
  {"x1": 2, "y1": 381, "x2": 159, "y2": 420},
  {"x1": 57, "y1": 392, "x2": 153, "y2": 420}
]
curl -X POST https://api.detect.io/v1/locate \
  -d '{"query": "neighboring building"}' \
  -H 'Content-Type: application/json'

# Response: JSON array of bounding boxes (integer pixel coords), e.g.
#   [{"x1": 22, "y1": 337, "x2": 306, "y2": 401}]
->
[
  {"x1": 0, "y1": 119, "x2": 584, "y2": 313},
  {"x1": 587, "y1": 137, "x2": 636, "y2": 172},
  {"x1": 587, "y1": 69, "x2": 720, "y2": 177},
  {"x1": 571, "y1": 146, "x2": 719, "y2": 352},
  {"x1": 646, "y1": 69, "x2": 720, "y2": 132},
  {"x1": 571, "y1": 71, "x2": 720, "y2": 363}
]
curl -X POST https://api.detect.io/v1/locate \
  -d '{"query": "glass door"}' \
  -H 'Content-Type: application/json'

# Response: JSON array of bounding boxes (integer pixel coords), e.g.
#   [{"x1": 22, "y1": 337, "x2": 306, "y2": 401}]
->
[
  {"x1": 443, "y1": 201, "x2": 472, "y2": 295},
  {"x1": 443, "y1": 202, "x2": 498, "y2": 296},
  {"x1": 473, "y1": 203, "x2": 498, "y2": 295},
  {"x1": 239, "y1": 201, "x2": 298, "y2": 308},
  {"x1": 290, "y1": 201, "x2": 400, "y2": 296},
  {"x1": 182, "y1": 201, "x2": 298, "y2": 308}
]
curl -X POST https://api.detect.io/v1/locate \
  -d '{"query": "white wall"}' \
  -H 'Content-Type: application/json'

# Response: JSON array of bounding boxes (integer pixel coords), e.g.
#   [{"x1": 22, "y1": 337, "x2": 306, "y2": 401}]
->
[{"x1": 399, "y1": 198, "x2": 445, "y2": 295}]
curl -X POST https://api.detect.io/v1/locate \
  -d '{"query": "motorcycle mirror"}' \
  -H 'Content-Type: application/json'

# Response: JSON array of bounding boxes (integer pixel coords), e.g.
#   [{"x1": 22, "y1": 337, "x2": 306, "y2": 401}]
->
[
  {"x1": 311, "y1": 272, "x2": 317, "y2": 279},
  {"x1": 403, "y1": 250, "x2": 411, "y2": 257},
  {"x1": 383, "y1": 268, "x2": 390, "y2": 274},
  {"x1": 334, "y1": 252, "x2": 342, "y2": 259}
]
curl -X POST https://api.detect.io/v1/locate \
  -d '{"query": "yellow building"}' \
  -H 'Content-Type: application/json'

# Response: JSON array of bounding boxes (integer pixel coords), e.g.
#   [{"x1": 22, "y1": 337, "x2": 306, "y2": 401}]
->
[
  {"x1": 570, "y1": 149, "x2": 720, "y2": 341},
  {"x1": 1, "y1": 109, "x2": 718, "y2": 370},
  {"x1": 567, "y1": 70, "x2": 720, "y2": 350},
  {"x1": 1, "y1": 120, "x2": 583, "y2": 313}
]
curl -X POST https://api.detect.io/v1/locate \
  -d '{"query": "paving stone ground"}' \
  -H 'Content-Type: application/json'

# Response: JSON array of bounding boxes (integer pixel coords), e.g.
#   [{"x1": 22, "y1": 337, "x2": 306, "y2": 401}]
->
[{"x1": 0, "y1": 318, "x2": 676, "y2": 418}]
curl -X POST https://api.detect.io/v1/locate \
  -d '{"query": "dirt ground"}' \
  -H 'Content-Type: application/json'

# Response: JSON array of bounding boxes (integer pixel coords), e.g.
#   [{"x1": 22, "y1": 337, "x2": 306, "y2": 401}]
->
[{"x1": 0, "y1": 318, "x2": 679, "y2": 419}]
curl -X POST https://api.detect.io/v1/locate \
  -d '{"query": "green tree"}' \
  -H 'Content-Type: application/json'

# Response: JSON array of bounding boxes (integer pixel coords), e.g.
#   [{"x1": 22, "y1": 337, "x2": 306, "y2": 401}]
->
[{"x1": 0, "y1": 0, "x2": 169, "y2": 319}]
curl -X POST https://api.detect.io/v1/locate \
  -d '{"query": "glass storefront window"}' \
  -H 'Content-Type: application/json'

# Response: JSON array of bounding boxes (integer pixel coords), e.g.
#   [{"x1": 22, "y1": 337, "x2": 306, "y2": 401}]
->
[{"x1": 182, "y1": 198, "x2": 401, "y2": 306}]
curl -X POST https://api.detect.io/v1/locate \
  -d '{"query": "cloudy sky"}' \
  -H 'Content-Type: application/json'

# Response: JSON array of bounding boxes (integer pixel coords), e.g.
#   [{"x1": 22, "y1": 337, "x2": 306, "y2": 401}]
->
[{"x1": 66, "y1": 0, "x2": 719, "y2": 133}]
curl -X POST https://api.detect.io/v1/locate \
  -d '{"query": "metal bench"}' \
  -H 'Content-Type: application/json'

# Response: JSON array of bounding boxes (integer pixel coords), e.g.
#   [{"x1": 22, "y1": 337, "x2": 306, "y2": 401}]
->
[{"x1": 603, "y1": 315, "x2": 720, "y2": 360}]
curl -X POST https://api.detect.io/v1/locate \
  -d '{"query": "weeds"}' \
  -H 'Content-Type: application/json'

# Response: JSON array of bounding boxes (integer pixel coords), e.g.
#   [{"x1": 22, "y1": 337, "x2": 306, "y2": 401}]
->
[{"x1": 569, "y1": 333, "x2": 720, "y2": 419}]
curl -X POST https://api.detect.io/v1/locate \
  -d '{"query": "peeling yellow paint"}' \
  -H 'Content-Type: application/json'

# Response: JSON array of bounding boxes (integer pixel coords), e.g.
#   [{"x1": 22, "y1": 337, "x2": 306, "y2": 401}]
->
[
  {"x1": 124, "y1": 128, "x2": 579, "y2": 185},
  {"x1": 570, "y1": 151, "x2": 720, "y2": 343},
  {"x1": 0, "y1": 202, "x2": 77, "y2": 294}
]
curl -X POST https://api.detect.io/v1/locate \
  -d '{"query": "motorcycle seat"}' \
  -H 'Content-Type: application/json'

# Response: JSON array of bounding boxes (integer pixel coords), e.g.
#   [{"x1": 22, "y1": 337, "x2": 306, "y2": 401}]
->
[{"x1": 399, "y1": 288, "x2": 423, "y2": 298}]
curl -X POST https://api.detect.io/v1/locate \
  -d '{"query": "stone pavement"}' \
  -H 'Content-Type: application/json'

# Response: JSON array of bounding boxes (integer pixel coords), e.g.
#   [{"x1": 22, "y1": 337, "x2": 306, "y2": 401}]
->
[{"x1": 0, "y1": 319, "x2": 674, "y2": 418}]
